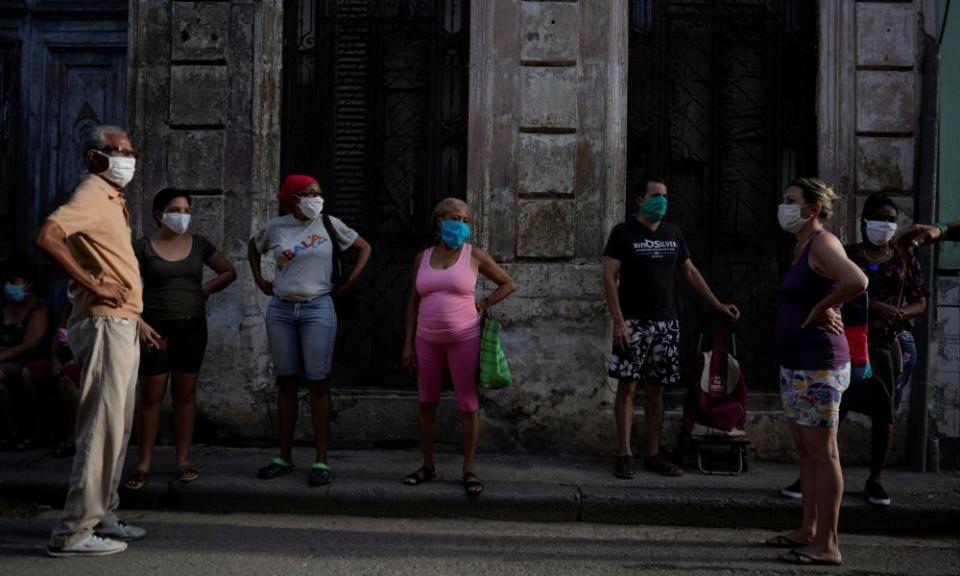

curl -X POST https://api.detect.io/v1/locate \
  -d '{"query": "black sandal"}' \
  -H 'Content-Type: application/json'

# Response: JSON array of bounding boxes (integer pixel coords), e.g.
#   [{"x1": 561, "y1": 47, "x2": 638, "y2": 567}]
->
[
  {"x1": 463, "y1": 472, "x2": 483, "y2": 497},
  {"x1": 403, "y1": 465, "x2": 436, "y2": 485}
]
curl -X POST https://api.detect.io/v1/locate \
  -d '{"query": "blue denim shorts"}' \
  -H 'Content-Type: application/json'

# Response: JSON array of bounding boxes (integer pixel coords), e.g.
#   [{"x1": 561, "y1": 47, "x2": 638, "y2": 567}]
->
[{"x1": 265, "y1": 295, "x2": 337, "y2": 381}]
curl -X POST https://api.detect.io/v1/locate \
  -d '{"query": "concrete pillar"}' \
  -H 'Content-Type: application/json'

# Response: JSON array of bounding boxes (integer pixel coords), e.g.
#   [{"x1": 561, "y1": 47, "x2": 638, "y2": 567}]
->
[
  {"x1": 467, "y1": 0, "x2": 627, "y2": 452},
  {"x1": 127, "y1": 0, "x2": 283, "y2": 440}
]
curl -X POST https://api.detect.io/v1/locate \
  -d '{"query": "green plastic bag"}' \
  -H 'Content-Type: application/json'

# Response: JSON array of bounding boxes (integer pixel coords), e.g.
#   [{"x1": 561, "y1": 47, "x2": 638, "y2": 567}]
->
[{"x1": 478, "y1": 311, "x2": 512, "y2": 389}]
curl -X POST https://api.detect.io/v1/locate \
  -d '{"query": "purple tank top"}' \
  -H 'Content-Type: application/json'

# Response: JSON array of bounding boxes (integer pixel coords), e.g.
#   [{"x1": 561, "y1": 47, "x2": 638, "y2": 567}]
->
[{"x1": 776, "y1": 232, "x2": 850, "y2": 370}]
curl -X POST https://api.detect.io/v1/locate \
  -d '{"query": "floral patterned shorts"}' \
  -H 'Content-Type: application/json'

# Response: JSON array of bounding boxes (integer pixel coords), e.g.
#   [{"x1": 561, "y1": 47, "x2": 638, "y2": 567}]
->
[
  {"x1": 779, "y1": 364, "x2": 851, "y2": 428},
  {"x1": 608, "y1": 319, "x2": 681, "y2": 385}
]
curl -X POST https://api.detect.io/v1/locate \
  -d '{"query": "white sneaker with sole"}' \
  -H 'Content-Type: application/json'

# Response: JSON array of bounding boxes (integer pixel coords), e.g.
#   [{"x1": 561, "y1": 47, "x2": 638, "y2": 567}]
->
[
  {"x1": 95, "y1": 520, "x2": 147, "y2": 542},
  {"x1": 46, "y1": 534, "x2": 127, "y2": 557}
]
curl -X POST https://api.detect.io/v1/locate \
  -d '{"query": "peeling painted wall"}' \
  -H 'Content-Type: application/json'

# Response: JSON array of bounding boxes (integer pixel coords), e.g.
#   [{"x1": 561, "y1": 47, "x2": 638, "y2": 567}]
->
[{"x1": 126, "y1": 0, "x2": 949, "y2": 467}]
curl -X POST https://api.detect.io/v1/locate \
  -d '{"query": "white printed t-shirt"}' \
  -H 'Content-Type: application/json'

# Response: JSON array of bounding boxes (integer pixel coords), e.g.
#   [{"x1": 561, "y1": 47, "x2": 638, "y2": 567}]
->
[{"x1": 252, "y1": 214, "x2": 358, "y2": 301}]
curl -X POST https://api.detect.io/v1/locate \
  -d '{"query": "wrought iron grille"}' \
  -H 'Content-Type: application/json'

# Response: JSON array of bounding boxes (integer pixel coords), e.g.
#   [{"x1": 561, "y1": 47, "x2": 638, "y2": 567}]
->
[
  {"x1": 282, "y1": 0, "x2": 469, "y2": 387},
  {"x1": 628, "y1": 0, "x2": 817, "y2": 390}
]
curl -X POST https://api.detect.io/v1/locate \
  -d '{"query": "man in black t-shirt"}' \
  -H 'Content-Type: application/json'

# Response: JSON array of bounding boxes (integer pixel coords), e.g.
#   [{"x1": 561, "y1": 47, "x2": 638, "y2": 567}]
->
[{"x1": 603, "y1": 178, "x2": 740, "y2": 478}]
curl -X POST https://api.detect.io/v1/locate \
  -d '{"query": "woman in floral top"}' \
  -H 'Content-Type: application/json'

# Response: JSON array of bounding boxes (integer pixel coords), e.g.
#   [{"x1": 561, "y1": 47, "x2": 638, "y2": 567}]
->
[{"x1": 841, "y1": 192, "x2": 926, "y2": 507}]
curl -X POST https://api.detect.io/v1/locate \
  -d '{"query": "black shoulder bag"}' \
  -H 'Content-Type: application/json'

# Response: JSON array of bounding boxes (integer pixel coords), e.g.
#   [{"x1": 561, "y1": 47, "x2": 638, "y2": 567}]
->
[{"x1": 321, "y1": 214, "x2": 359, "y2": 320}]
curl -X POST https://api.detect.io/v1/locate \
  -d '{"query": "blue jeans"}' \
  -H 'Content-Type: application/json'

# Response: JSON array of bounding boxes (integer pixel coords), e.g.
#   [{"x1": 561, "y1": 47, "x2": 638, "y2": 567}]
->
[
  {"x1": 265, "y1": 295, "x2": 337, "y2": 381},
  {"x1": 894, "y1": 331, "x2": 917, "y2": 410}
]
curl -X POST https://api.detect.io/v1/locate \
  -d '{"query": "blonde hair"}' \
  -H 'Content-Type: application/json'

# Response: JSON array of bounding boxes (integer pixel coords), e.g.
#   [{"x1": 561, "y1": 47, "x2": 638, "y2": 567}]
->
[
  {"x1": 789, "y1": 177, "x2": 839, "y2": 221},
  {"x1": 432, "y1": 197, "x2": 470, "y2": 224}
]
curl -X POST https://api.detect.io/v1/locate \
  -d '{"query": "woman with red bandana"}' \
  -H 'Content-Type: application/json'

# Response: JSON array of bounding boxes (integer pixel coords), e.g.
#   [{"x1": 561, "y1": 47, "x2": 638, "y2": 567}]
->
[{"x1": 248, "y1": 175, "x2": 371, "y2": 487}]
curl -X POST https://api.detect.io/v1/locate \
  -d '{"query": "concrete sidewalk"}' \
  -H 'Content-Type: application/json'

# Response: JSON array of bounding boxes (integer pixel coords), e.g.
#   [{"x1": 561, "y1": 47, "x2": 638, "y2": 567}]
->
[{"x1": 1, "y1": 446, "x2": 958, "y2": 534}]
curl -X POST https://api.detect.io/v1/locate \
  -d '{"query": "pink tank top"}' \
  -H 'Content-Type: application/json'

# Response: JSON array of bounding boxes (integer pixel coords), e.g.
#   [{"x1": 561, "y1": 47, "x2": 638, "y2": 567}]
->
[{"x1": 415, "y1": 244, "x2": 480, "y2": 343}]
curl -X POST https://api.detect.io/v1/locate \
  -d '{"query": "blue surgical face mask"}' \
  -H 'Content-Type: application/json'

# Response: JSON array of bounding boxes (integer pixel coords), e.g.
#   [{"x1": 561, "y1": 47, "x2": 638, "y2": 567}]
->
[
  {"x1": 440, "y1": 219, "x2": 472, "y2": 250},
  {"x1": 4, "y1": 283, "x2": 27, "y2": 303},
  {"x1": 641, "y1": 195, "x2": 668, "y2": 223}
]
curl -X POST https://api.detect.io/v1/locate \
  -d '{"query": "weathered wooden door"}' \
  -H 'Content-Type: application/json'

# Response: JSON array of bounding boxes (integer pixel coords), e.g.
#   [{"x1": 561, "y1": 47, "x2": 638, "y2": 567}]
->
[
  {"x1": 0, "y1": 5, "x2": 127, "y2": 264},
  {"x1": 628, "y1": 0, "x2": 818, "y2": 389},
  {"x1": 32, "y1": 31, "x2": 127, "y2": 225},
  {"x1": 282, "y1": 0, "x2": 470, "y2": 388}
]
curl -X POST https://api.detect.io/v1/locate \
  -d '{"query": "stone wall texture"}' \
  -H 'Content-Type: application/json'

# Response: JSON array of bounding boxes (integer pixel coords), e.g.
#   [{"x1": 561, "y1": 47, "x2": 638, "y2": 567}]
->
[{"x1": 123, "y1": 0, "x2": 953, "y2": 467}]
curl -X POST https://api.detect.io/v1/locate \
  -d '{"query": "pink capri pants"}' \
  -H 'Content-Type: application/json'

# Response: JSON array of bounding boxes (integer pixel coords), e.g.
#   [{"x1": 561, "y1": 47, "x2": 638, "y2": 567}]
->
[{"x1": 415, "y1": 335, "x2": 480, "y2": 413}]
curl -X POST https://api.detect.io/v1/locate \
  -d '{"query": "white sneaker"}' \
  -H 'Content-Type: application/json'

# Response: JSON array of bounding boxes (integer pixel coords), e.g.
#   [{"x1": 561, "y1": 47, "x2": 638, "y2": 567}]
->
[
  {"x1": 47, "y1": 534, "x2": 127, "y2": 557},
  {"x1": 95, "y1": 520, "x2": 147, "y2": 542}
]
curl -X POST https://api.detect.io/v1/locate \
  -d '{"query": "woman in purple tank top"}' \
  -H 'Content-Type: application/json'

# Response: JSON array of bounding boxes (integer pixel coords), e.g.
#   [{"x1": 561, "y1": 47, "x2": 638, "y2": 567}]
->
[
  {"x1": 767, "y1": 178, "x2": 867, "y2": 567},
  {"x1": 401, "y1": 198, "x2": 516, "y2": 496}
]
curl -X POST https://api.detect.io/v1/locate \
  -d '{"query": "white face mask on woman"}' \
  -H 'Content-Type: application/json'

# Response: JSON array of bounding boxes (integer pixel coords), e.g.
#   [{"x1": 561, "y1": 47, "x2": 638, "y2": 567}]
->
[
  {"x1": 864, "y1": 219, "x2": 897, "y2": 246},
  {"x1": 777, "y1": 203, "x2": 811, "y2": 234},
  {"x1": 298, "y1": 196, "x2": 324, "y2": 220},
  {"x1": 161, "y1": 212, "x2": 191, "y2": 235},
  {"x1": 94, "y1": 151, "x2": 136, "y2": 188}
]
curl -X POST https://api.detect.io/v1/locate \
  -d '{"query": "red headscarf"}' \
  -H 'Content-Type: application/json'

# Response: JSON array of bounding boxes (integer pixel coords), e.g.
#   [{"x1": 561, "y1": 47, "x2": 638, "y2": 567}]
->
[{"x1": 278, "y1": 174, "x2": 319, "y2": 211}]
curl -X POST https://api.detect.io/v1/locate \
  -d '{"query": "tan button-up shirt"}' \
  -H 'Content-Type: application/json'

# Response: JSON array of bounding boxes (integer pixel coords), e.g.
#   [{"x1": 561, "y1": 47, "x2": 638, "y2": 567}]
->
[{"x1": 48, "y1": 174, "x2": 143, "y2": 320}]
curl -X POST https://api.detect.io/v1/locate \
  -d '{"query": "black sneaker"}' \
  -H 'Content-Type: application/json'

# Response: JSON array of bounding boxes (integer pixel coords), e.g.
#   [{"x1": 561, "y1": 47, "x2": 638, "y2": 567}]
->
[
  {"x1": 613, "y1": 455, "x2": 636, "y2": 479},
  {"x1": 780, "y1": 479, "x2": 802, "y2": 500},
  {"x1": 865, "y1": 480, "x2": 891, "y2": 506}
]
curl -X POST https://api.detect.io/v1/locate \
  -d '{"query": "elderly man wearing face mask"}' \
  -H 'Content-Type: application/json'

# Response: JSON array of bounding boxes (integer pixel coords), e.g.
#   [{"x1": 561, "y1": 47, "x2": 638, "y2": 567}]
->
[{"x1": 36, "y1": 125, "x2": 162, "y2": 557}]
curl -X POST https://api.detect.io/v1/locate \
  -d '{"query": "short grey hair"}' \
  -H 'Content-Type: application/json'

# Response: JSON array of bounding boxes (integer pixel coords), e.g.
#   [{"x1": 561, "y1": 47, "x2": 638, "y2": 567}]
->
[
  {"x1": 431, "y1": 197, "x2": 470, "y2": 224},
  {"x1": 83, "y1": 125, "x2": 127, "y2": 155}
]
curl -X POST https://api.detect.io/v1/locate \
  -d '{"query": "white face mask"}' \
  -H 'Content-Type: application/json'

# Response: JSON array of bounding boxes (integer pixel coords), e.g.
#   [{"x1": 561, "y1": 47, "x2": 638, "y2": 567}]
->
[
  {"x1": 94, "y1": 151, "x2": 136, "y2": 188},
  {"x1": 864, "y1": 219, "x2": 897, "y2": 246},
  {"x1": 778, "y1": 203, "x2": 811, "y2": 234},
  {"x1": 161, "y1": 212, "x2": 191, "y2": 235},
  {"x1": 298, "y1": 196, "x2": 324, "y2": 220}
]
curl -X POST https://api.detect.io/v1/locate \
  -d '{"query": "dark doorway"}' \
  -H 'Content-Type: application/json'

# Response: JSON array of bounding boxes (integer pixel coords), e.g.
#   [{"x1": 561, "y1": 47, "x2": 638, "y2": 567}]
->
[
  {"x1": 628, "y1": 0, "x2": 818, "y2": 390},
  {"x1": 281, "y1": 0, "x2": 470, "y2": 388},
  {"x1": 0, "y1": 42, "x2": 19, "y2": 260}
]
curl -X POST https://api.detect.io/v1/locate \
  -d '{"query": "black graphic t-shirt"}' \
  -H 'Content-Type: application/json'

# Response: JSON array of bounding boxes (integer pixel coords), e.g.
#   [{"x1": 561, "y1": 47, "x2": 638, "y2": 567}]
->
[{"x1": 603, "y1": 219, "x2": 690, "y2": 321}]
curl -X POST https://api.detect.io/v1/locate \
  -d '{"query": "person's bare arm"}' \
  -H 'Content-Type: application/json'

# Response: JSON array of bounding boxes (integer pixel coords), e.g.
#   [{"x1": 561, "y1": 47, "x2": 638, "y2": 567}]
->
[
  {"x1": 679, "y1": 259, "x2": 741, "y2": 321},
  {"x1": 248, "y1": 238, "x2": 273, "y2": 296},
  {"x1": 336, "y1": 235, "x2": 372, "y2": 296},
  {"x1": 401, "y1": 251, "x2": 424, "y2": 371},
  {"x1": 806, "y1": 233, "x2": 869, "y2": 333},
  {"x1": 602, "y1": 256, "x2": 630, "y2": 353},
  {"x1": 473, "y1": 247, "x2": 517, "y2": 312},
  {"x1": 0, "y1": 304, "x2": 48, "y2": 363},
  {"x1": 203, "y1": 251, "x2": 237, "y2": 296},
  {"x1": 35, "y1": 220, "x2": 127, "y2": 308}
]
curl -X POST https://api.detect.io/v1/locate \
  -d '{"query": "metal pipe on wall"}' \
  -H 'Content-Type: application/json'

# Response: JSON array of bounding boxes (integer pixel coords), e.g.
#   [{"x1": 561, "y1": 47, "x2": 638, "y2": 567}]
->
[{"x1": 908, "y1": 36, "x2": 941, "y2": 472}]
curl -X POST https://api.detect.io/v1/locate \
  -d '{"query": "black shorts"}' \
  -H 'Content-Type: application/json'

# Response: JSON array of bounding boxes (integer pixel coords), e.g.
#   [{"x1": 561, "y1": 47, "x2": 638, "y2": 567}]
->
[
  {"x1": 840, "y1": 345, "x2": 895, "y2": 424},
  {"x1": 140, "y1": 316, "x2": 208, "y2": 376}
]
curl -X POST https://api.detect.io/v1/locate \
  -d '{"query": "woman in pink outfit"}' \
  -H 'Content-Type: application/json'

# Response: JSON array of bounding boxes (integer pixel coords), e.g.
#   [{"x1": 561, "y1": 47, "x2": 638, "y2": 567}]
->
[{"x1": 401, "y1": 198, "x2": 516, "y2": 496}]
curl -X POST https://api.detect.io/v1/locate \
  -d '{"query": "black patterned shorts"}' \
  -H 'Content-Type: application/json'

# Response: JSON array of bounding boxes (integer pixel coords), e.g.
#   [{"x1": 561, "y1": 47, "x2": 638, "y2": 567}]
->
[{"x1": 608, "y1": 319, "x2": 681, "y2": 384}]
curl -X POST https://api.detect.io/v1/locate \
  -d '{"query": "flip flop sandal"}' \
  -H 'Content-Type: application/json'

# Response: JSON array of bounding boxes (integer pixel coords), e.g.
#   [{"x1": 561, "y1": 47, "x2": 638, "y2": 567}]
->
[
  {"x1": 778, "y1": 550, "x2": 843, "y2": 566},
  {"x1": 463, "y1": 472, "x2": 484, "y2": 497},
  {"x1": 123, "y1": 470, "x2": 149, "y2": 491},
  {"x1": 176, "y1": 465, "x2": 200, "y2": 483},
  {"x1": 404, "y1": 465, "x2": 436, "y2": 485},
  {"x1": 765, "y1": 535, "x2": 812, "y2": 548}
]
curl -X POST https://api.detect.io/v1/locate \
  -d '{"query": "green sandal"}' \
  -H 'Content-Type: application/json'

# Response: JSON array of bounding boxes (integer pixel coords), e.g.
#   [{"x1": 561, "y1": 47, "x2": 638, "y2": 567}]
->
[
  {"x1": 308, "y1": 462, "x2": 332, "y2": 487},
  {"x1": 257, "y1": 457, "x2": 294, "y2": 479}
]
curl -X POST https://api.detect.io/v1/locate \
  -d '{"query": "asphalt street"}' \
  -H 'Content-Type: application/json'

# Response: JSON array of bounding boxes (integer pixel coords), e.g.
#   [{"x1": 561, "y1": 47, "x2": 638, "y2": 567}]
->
[{"x1": 0, "y1": 507, "x2": 957, "y2": 576}]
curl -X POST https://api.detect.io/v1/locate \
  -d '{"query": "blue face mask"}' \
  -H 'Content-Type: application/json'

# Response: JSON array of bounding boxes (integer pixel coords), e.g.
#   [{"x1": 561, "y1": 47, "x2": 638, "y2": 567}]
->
[
  {"x1": 440, "y1": 219, "x2": 472, "y2": 250},
  {"x1": 4, "y1": 283, "x2": 27, "y2": 303},
  {"x1": 641, "y1": 195, "x2": 668, "y2": 223}
]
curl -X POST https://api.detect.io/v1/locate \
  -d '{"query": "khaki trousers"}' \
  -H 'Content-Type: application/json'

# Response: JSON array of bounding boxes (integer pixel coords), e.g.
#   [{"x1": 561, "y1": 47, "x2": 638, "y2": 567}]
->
[{"x1": 50, "y1": 316, "x2": 139, "y2": 547}]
